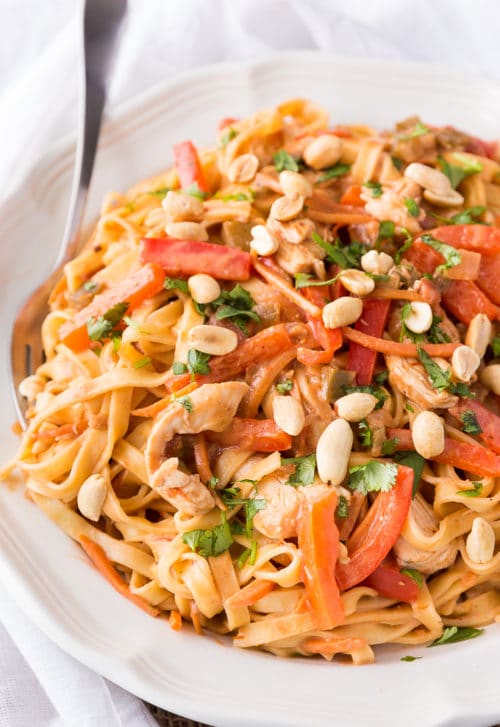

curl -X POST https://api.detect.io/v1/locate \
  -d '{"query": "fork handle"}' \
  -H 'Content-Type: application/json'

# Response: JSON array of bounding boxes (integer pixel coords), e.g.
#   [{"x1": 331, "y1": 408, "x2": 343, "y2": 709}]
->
[{"x1": 55, "y1": 0, "x2": 127, "y2": 269}]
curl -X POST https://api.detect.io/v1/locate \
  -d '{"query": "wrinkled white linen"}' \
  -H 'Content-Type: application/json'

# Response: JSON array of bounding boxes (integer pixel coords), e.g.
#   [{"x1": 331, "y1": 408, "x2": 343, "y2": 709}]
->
[{"x1": 1, "y1": 1, "x2": 499, "y2": 725}]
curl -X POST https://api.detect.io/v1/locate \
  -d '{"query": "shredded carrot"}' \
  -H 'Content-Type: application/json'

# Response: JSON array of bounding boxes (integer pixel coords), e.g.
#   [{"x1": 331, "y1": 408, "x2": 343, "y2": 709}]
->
[
  {"x1": 11, "y1": 421, "x2": 23, "y2": 436},
  {"x1": 301, "y1": 636, "x2": 366, "y2": 657},
  {"x1": 253, "y1": 259, "x2": 321, "y2": 318},
  {"x1": 367, "y1": 287, "x2": 425, "y2": 302},
  {"x1": 190, "y1": 602, "x2": 203, "y2": 635},
  {"x1": 225, "y1": 579, "x2": 275, "y2": 608},
  {"x1": 79, "y1": 535, "x2": 160, "y2": 617},
  {"x1": 342, "y1": 327, "x2": 460, "y2": 358},
  {"x1": 168, "y1": 609, "x2": 183, "y2": 631},
  {"x1": 193, "y1": 433, "x2": 213, "y2": 483},
  {"x1": 240, "y1": 348, "x2": 298, "y2": 418},
  {"x1": 132, "y1": 382, "x2": 198, "y2": 417},
  {"x1": 339, "y1": 184, "x2": 364, "y2": 207},
  {"x1": 31, "y1": 421, "x2": 86, "y2": 440}
]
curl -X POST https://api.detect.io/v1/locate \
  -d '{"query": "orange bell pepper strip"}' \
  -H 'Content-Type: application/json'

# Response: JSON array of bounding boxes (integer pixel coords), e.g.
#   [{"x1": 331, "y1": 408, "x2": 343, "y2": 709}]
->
[
  {"x1": 477, "y1": 252, "x2": 500, "y2": 305},
  {"x1": 165, "y1": 323, "x2": 294, "y2": 392},
  {"x1": 206, "y1": 417, "x2": 292, "y2": 452},
  {"x1": 79, "y1": 535, "x2": 160, "y2": 617},
  {"x1": 441, "y1": 279, "x2": 500, "y2": 324},
  {"x1": 140, "y1": 238, "x2": 252, "y2": 281},
  {"x1": 449, "y1": 400, "x2": 500, "y2": 455},
  {"x1": 425, "y1": 224, "x2": 500, "y2": 255},
  {"x1": 297, "y1": 487, "x2": 344, "y2": 630},
  {"x1": 172, "y1": 140, "x2": 209, "y2": 193},
  {"x1": 59, "y1": 263, "x2": 165, "y2": 352},
  {"x1": 347, "y1": 299, "x2": 391, "y2": 385},
  {"x1": 339, "y1": 184, "x2": 364, "y2": 207},
  {"x1": 336, "y1": 465, "x2": 414, "y2": 592},
  {"x1": 388, "y1": 428, "x2": 500, "y2": 477}
]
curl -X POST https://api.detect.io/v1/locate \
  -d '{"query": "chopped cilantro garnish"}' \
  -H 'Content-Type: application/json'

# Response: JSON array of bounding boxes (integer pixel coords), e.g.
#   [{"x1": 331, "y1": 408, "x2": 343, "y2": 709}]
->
[
  {"x1": 393, "y1": 450, "x2": 425, "y2": 498},
  {"x1": 184, "y1": 183, "x2": 208, "y2": 200},
  {"x1": 450, "y1": 206, "x2": 486, "y2": 224},
  {"x1": 400, "y1": 302, "x2": 425, "y2": 344},
  {"x1": 456, "y1": 481, "x2": 483, "y2": 498},
  {"x1": 187, "y1": 349, "x2": 211, "y2": 376},
  {"x1": 417, "y1": 347, "x2": 451, "y2": 391},
  {"x1": 460, "y1": 410, "x2": 482, "y2": 435},
  {"x1": 282, "y1": 454, "x2": 316, "y2": 487},
  {"x1": 273, "y1": 150, "x2": 299, "y2": 173},
  {"x1": 182, "y1": 514, "x2": 233, "y2": 558},
  {"x1": 374, "y1": 370, "x2": 389, "y2": 385},
  {"x1": 400, "y1": 655, "x2": 422, "y2": 662},
  {"x1": 391, "y1": 156, "x2": 404, "y2": 171},
  {"x1": 393, "y1": 228, "x2": 413, "y2": 264},
  {"x1": 377, "y1": 220, "x2": 395, "y2": 242},
  {"x1": 177, "y1": 396, "x2": 193, "y2": 413},
  {"x1": 491, "y1": 336, "x2": 500, "y2": 357},
  {"x1": 364, "y1": 181, "x2": 383, "y2": 198},
  {"x1": 404, "y1": 198, "x2": 420, "y2": 218},
  {"x1": 148, "y1": 186, "x2": 171, "y2": 199},
  {"x1": 382, "y1": 438, "x2": 399, "y2": 456},
  {"x1": 219, "y1": 127, "x2": 237, "y2": 148},
  {"x1": 316, "y1": 163, "x2": 351, "y2": 183},
  {"x1": 86, "y1": 302, "x2": 129, "y2": 343},
  {"x1": 357, "y1": 419, "x2": 373, "y2": 448},
  {"x1": 311, "y1": 231, "x2": 365, "y2": 269},
  {"x1": 294, "y1": 272, "x2": 338, "y2": 289},
  {"x1": 276, "y1": 380, "x2": 293, "y2": 394},
  {"x1": 343, "y1": 384, "x2": 387, "y2": 410},
  {"x1": 83, "y1": 280, "x2": 98, "y2": 293},
  {"x1": 164, "y1": 277, "x2": 189, "y2": 293},
  {"x1": 208, "y1": 476, "x2": 220, "y2": 490},
  {"x1": 437, "y1": 155, "x2": 483, "y2": 189},
  {"x1": 211, "y1": 284, "x2": 260, "y2": 334},
  {"x1": 172, "y1": 361, "x2": 188, "y2": 375},
  {"x1": 421, "y1": 233, "x2": 461, "y2": 274},
  {"x1": 400, "y1": 568, "x2": 423, "y2": 588},
  {"x1": 133, "y1": 356, "x2": 151, "y2": 369},
  {"x1": 430, "y1": 626, "x2": 483, "y2": 647},
  {"x1": 336, "y1": 495, "x2": 349, "y2": 519},
  {"x1": 399, "y1": 121, "x2": 430, "y2": 141},
  {"x1": 405, "y1": 402, "x2": 415, "y2": 413},
  {"x1": 348, "y1": 461, "x2": 398, "y2": 496},
  {"x1": 427, "y1": 316, "x2": 451, "y2": 344}
]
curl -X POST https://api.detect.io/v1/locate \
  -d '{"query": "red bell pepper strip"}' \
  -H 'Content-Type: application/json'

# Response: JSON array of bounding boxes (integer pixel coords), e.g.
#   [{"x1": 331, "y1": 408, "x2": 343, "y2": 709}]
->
[
  {"x1": 59, "y1": 263, "x2": 165, "y2": 352},
  {"x1": 449, "y1": 400, "x2": 500, "y2": 454},
  {"x1": 363, "y1": 562, "x2": 419, "y2": 603},
  {"x1": 296, "y1": 286, "x2": 342, "y2": 365},
  {"x1": 403, "y1": 239, "x2": 442, "y2": 275},
  {"x1": 388, "y1": 428, "x2": 500, "y2": 478},
  {"x1": 206, "y1": 418, "x2": 292, "y2": 452},
  {"x1": 477, "y1": 252, "x2": 500, "y2": 305},
  {"x1": 172, "y1": 140, "x2": 209, "y2": 193},
  {"x1": 441, "y1": 279, "x2": 500, "y2": 324},
  {"x1": 425, "y1": 225, "x2": 500, "y2": 255},
  {"x1": 139, "y1": 238, "x2": 251, "y2": 281},
  {"x1": 347, "y1": 299, "x2": 391, "y2": 385},
  {"x1": 297, "y1": 487, "x2": 344, "y2": 630},
  {"x1": 166, "y1": 323, "x2": 294, "y2": 392},
  {"x1": 336, "y1": 465, "x2": 414, "y2": 592},
  {"x1": 339, "y1": 184, "x2": 364, "y2": 207}
]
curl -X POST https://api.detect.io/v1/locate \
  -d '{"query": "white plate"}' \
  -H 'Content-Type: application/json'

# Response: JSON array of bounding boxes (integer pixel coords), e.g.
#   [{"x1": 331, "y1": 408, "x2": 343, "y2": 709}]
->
[{"x1": 1, "y1": 52, "x2": 500, "y2": 727}]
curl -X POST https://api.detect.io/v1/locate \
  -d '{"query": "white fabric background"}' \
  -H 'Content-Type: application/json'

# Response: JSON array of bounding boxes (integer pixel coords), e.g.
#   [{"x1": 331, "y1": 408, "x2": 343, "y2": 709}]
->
[{"x1": 1, "y1": 0, "x2": 500, "y2": 725}]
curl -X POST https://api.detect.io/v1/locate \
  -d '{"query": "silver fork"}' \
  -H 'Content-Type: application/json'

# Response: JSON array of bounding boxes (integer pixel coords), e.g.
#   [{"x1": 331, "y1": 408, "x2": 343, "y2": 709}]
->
[{"x1": 9, "y1": 0, "x2": 127, "y2": 428}]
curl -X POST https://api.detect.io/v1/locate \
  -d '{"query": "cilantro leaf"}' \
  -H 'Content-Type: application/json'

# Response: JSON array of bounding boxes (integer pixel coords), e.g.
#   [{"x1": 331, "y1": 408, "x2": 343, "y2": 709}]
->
[
  {"x1": 404, "y1": 198, "x2": 420, "y2": 218},
  {"x1": 357, "y1": 419, "x2": 373, "y2": 448},
  {"x1": 399, "y1": 121, "x2": 430, "y2": 141},
  {"x1": 187, "y1": 349, "x2": 211, "y2": 376},
  {"x1": 177, "y1": 396, "x2": 194, "y2": 412},
  {"x1": 394, "y1": 228, "x2": 413, "y2": 264},
  {"x1": 348, "y1": 461, "x2": 398, "y2": 496},
  {"x1": 450, "y1": 382, "x2": 475, "y2": 398},
  {"x1": 83, "y1": 280, "x2": 98, "y2": 293},
  {"x1": 343, "y1": 384, "x2": 387, "y2": 410},
  {"x1": 437, "y1": 154, "x2": 483, "y2": 190},
  {"x1": 427, "y1": 316, "x2": 451, "y2": 344},
  {"x1": 393, "y1": 450, "x2": 425, "y2": 497},
  {"x1": 184, "y1": 183, "x2": 208, "y2": 200},
  {"x1": 430, "y1": 626, "x2": 483, "y2": 647},
  {"x1": 219, "y1": 127, "x2": 237, "y2": 148},
  {"x1": 491, "y1": 336, "x2": 500, "y2": 357},
  {"x1": 391, "y1": 156, "x2": 404, "y2": 171},
  {"x1": 382, "y1": 438, "x2": 399, "y2": 456},
  {"x1": 282, "y1": 454, "x2": 316, "y2": 487},
  {"x1": 172, "y1": 361, "x2": 188, "y2": 375},
  {"x1": 164, "y1": 277, "x2": 189, "y2": 293},
  {"x1": 276, "y1": 380, "x2": 293, "y2": 394},
  {"x1": 374, "y1": 370, "x2": 389, "y2": 385},
  {"x1": 294, "y1": 272, "x2": 338, "y2": 289},
  {"x1": 183, "y1": 515, "x2": 234, "y2": 558},
  {"x1": 273, "y1": 150, "x2": 299, "y2": 173},
  {"x1": 421, "y1": 233, "x2": 461, "y2": 274},
  {"x1": 450, "y1": 206, "x2": 487, "y2": 225},
  {"x1": 211, "y1": 284, "x2": 260, "y2": 334},
  {"x1": 377, "y1": 220, "x2": 395, "y2": 242},
  {"x1": 364, "y1": 181, "x2": 383, "y2": 198},
  {"x1": 311, "y1": 231, "x2": 364, "y2": 269},
  {"x1": 400, "y1": 655, "x2": 422, "y2": 662},
  {"x1": 336, "y1": 495, "x2": 349, "y2": 519},
  {"x1": 460, "y1": 410, "x2": 482, "y2": 435},
  {"x1": 400, "y1": 568, "x2": 423, "y2": 588},
  {"x1": 86, "y1": 301, "x2": 129, "y2": 343},
  {"x1": 133, "y1": 356, "x2": 152, "y2": 369},
  {"x1": 417, "y1": 347, "x2": 451, "y2": 392},
  {"x1": 456, "y1": 481, "x2": 483, "y2": 498},
  {"x1": 316, "y1": 163, "x2": 351, "y2": 183}
]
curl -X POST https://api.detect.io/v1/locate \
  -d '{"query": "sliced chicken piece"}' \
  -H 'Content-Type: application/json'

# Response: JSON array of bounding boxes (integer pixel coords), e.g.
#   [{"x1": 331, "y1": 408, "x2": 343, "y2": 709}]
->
[
  {"x1": 252, "y1": 473, "x2": 301, "y2": 540},
  {"x1": 386, "y1": 355, "x2": 458, "y2": 410}
]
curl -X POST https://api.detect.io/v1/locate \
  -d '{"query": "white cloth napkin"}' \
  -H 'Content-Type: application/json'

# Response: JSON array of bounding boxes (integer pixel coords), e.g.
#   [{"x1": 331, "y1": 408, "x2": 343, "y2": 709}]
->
[{"x1": 1, "y1": 1, "x2": 500, "y2": 725}]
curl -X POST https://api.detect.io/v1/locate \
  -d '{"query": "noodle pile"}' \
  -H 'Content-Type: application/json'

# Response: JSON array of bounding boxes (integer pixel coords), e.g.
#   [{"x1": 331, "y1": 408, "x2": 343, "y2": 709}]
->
[{"x1": 3, "y1": 99, "x2": 500, "y2": 664}]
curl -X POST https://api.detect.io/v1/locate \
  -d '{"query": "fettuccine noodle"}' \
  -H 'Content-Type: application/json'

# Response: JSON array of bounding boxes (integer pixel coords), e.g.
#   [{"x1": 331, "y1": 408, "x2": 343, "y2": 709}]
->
[{"x1": 3, "y1": 100, "x2": 500, "y2": 664}]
